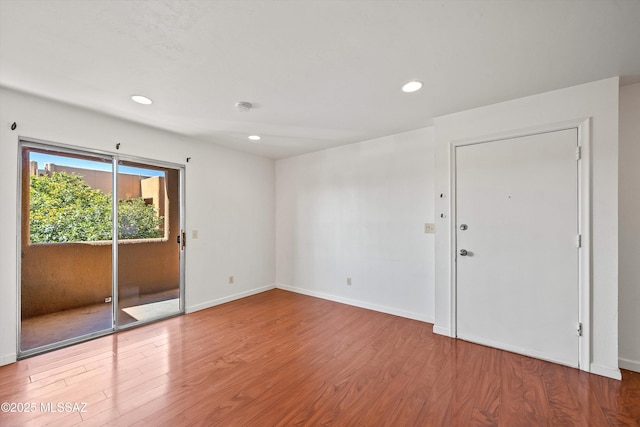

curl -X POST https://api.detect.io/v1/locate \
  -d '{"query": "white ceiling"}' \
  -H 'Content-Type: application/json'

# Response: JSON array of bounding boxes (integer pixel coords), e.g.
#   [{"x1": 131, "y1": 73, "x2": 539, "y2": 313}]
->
[{"x1": 1, "y1": 0, "x2": 639, "y2": 159}]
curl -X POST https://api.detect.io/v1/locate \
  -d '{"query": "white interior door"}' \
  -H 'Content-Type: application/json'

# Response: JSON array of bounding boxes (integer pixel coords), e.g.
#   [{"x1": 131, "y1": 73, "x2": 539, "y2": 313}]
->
[{"x1": 456, "y1": 128, "x2": 579, "y2": 367}]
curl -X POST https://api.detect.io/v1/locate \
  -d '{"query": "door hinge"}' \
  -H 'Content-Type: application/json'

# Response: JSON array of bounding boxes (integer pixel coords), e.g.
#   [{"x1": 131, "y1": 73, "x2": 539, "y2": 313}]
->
[
  {"x1": 576, "y1": 146, "x2": 582, "y2": 160},
  {"x1": 577, "y1": 322, "x2": 583, "y2": 337},
  {"x1": 577, "y1": 234, "x2": 582, "y2": 248}
]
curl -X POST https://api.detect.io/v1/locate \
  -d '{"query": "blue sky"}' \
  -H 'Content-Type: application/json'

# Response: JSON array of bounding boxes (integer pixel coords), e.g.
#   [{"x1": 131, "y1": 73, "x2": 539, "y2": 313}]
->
[{"x1": 30, "y1": 152, "x2": 164, "y2": 177}]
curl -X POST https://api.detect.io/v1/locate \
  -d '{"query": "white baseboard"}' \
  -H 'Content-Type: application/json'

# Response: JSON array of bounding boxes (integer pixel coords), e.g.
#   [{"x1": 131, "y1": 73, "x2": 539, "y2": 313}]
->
[
  {"x1": 619, "y1": 357, "x2": 640, "y2": 373},
  {"x1": 589, "y1": 363, "x2": 622, "y2": 380},
  {"x1": 186, "y1": 284, "x2": 276, "y2": 314},
  {"x1": 1, "y1": 353, "x2": 17, "y2": 367},
  {"x1": 432, "y1": 325, "x2": 452, "y2": 337},
  {"x1": 276, "y1": 283, "x2": 434, "y2": 324}
]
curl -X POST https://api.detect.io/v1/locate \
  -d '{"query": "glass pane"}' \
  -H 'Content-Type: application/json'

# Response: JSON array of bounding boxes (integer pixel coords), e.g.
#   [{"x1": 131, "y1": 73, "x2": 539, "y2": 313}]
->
[
  {"x1": 117, "y1": 161, "x2": 181, "y2": 327},
  {"x1": 20, "y1": 147, "x2": 114, "y2": 353}
]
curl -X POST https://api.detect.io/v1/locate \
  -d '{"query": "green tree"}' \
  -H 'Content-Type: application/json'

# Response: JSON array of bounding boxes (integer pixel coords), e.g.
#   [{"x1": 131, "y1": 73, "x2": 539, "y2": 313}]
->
[
  {"x1": 30, "y1": 172, "x2": 163, "y2": 243},
  {"x1": 118, "y1": 197, "x2": 164, "y2": 239}
]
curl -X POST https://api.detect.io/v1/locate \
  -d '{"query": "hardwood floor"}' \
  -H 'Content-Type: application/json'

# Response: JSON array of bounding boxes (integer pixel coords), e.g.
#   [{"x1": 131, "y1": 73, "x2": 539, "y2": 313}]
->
[{"x1": 1, "y1": 289, "x2": 639, "y2": 426}]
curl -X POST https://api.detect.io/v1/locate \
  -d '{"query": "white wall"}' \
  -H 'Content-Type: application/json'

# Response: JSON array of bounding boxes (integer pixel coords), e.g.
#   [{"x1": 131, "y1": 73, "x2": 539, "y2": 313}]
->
[
  {"x1": 2, "y1": 79, "x2": 629, "y2": 379},
  {"x1": 619, "y1": 83, "x2": 640, "y2": 373},
  {"x1": 433, "y1": 77, "x2": 620, "y2": 379},
  {"x1": 0, "y1": 87, "x2": 275, "y2": 366},
  {"x1": 276, "y1": 128, "x2": 436, "y2": 322}
]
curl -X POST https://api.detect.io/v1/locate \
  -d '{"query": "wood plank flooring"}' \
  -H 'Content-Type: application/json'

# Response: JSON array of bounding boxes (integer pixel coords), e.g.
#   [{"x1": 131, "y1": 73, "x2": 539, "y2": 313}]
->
[{"x1": 1, "y1": 289, "x2": 639, "y2": 426}]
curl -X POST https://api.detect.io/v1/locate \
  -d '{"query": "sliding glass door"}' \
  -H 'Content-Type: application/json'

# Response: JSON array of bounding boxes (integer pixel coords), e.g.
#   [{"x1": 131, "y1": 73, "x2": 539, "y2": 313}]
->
[
  {"x1": 20, "y1": 146, "x2": 115, "y2": 354},
  {"x1": 116, "y1": 160, "x2": 182, "y2": 327},
  {"x1": 19, "y1": 141, "x2": 184, "y2": 357}
]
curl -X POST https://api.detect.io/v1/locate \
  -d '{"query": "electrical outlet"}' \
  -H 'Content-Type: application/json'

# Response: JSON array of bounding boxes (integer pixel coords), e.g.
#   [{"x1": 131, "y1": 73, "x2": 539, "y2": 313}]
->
[
  {"x1": 229, "y1": 276, "x2": 234, "y2": 284},
  {"x1": 105, "y1": 297, "x2": 112, "y2": 303},
  {"x1": 346, "y1": 277, "x2": 352, "y2": 286},
  {"x1": 424, "y1": 223, "x2": 435, "y2": 234}
]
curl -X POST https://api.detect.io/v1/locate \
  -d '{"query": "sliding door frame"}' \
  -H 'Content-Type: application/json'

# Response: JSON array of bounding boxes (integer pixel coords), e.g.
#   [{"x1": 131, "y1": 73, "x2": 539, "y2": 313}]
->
[
  {"x1": 17, "y1": 137, "x2": 185, "y2": 357},
  {"x1": 113, "y1": 152, "x2": 186, "y2": 330}
]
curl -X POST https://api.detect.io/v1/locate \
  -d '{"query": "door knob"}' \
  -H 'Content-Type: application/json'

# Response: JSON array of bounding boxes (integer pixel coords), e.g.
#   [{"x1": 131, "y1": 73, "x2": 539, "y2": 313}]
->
[
  {"x1": 459, "y1": 224, "x2": 468, "y2": 230},
  {"x1": 459, "y1": 249, "x2": 468, "y2": 256}
]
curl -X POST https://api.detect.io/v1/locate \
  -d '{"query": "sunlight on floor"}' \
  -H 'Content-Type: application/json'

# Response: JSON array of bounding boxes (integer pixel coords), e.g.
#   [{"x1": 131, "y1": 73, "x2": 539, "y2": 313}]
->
[{"x1": 122, "y1": 299, "x2": 180, "y2": 322}]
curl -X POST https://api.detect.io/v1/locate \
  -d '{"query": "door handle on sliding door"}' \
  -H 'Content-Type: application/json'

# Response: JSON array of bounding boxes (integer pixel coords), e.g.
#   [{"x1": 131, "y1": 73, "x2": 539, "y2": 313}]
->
[{"x1": 177, "y1": 230, "x2": 186, "y2": 250}]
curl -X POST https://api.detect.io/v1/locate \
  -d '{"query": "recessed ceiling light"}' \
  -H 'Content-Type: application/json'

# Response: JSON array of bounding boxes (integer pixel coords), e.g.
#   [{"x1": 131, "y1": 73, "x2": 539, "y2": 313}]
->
[
  {"x1": 248, "y1": 135, "x2": 261, "y2": 141},
  {"x1": 131, "y1": 95, "x2": 153, "y2": 105},
  {"x1": 402, "y1": 81, "x2": 423, "y2": 93}
]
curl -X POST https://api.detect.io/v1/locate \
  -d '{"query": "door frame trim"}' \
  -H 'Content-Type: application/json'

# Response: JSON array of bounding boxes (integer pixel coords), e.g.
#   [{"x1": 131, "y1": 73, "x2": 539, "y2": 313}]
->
[{"x1": 448, "y1": 118, "x2": 591, "y2": 372}]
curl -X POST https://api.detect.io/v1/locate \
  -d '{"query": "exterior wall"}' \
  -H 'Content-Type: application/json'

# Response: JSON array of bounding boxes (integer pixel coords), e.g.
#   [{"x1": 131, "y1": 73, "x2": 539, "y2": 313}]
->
[
  {"x1": 141, "y1": 176, "x2": 166, "y2": 221},
  {"x1": 619, "y1": 83, "x2": 640, "y2": 373},
  {"x1": 46, "y1": 164, "x2": 143, "y2": 200}
]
